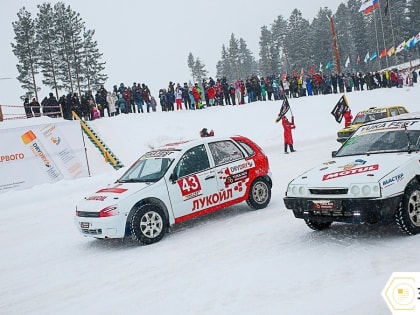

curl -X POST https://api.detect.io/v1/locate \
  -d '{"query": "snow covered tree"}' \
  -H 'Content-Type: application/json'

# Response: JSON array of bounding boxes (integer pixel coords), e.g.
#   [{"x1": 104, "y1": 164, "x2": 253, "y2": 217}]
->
[
  {"x1": 12, "y1": 2, "x2": 107, "y2": 99},
  {"x1": 309, "y1": 7, "x2": 334, "y2": 73},
  {"x1": 238, "y1": 38, "x2": 256, "y2": 79},
  {"x1": 228, "y1": 34, "x2": 241, "y2": 80},
  {"x1": 334, "y1": 3, "x2": 363, "y2": 73},
  {"x1": 11, "y1": 7, "x2": 41, "y2": 101},
  {"x1": 216, "y1": 35, "x2": 255, "y2": 82},
  {"x1": 80, "y1": 29, "x2": 107, "y2": 94},
  {"x1": 35, "y1": 2, "x2": 61, "y2": 98},
  {"x1": 283, "y1": 9, "x2": 311, "y2": 75},
  {"x1": 216, "y1": 45, "x2": 232, "y2": 81},
  {"x1": 187, "y1": 52, "x2": 208, "y2": 83},
  {"x1": 270, "y1": 15, "x2": 288, "y2": 74}
]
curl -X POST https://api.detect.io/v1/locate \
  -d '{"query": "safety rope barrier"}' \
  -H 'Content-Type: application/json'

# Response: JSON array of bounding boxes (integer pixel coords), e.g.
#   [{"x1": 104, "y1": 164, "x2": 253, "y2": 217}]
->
[{"x1": 0, "y1": 104, "x2": 62, "y2": 121}]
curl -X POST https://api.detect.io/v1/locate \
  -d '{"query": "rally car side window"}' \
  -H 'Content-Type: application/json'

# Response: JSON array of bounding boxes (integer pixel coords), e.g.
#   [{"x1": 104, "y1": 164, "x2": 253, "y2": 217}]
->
[
  {"x1": 398, "y1": 107, "x2": 408, "y2": 114},
  {"x1": 175, "y1": 145, "x2": 210, "y2": 178},
  {"x1": 208, "y1": 140, "x2": 244, "y2": 166},
  {"x1": 236, "y1": 140, "x2": 255, "y2": 156}
]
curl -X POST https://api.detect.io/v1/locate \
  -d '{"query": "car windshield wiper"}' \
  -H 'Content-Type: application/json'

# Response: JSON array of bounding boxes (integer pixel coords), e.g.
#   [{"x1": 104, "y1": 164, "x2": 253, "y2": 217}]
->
[{"x1": 117, "y1": 178, "x2": 142, "y2": 183}]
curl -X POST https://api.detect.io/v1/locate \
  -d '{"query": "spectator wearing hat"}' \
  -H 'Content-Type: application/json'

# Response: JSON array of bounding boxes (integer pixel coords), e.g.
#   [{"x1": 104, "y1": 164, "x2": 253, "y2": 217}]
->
[{"x1": 23, "y1": 97, "x2": 33, "y2": 118}]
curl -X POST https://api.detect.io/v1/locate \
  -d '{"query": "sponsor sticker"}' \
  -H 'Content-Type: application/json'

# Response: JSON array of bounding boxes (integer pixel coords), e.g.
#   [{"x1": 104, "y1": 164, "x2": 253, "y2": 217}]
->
[
  {"x1": 322, "y1": 164, "x2": 379, "y2": 181},
  {"x1": 96, "y1": 188, "x2": 128, "y2": 194},
  {"x1": 383, "y1": 173, "x2": 404, "y2": 187},
  {"x1": 177, "y1": 174, "x2": 202, "y2": 200}
]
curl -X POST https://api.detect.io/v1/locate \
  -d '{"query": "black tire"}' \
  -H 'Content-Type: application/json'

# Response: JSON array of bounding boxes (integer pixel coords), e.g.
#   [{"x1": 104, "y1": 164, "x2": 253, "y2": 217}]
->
[
  {"x1": 304, "y1": 219, "x2": 332, "y2": 231},
  {"x1": 130, "y1": 204, "x2": 168, "y2": 245},
  {"x1": 246, "y1": 178, "x2": 271, "y2": 210},
  {"x1": 395, "y1": 180, "x2": 420, "y2": 235}
]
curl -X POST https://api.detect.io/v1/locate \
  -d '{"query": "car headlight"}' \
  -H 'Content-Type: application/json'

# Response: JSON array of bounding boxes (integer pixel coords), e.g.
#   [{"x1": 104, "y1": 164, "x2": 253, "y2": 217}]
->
[
  {"x1": 349, "y1": 183, "x2": 381, "y2": 198},
  {"x1": 287, "y1": 184, "x2": 308, "y2": 197}
]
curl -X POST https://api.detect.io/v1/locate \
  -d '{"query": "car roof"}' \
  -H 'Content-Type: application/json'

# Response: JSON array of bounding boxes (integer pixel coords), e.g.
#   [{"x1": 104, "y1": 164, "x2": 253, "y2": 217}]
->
[
  {"x1": 358, "y1": 111, "x2": 420, "y2": 125},
  {"x1": 357, "y1": 105, "x2": 407, "y2": 114},
  {"x1": 152, "y1": 135, "x2": 245, "y2": 152}
]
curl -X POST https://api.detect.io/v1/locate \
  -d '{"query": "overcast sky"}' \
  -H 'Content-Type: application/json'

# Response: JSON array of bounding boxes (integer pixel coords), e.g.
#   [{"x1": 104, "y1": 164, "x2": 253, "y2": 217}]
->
[{"x1": 0, "y1": 0, "x2": 342, "y2": 105}]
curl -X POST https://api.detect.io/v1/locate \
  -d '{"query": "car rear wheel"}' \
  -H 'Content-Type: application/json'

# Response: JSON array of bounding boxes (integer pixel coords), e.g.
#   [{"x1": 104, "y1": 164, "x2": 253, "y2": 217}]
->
[
  {"x1": 395, "y1": 180, "x2": 420, "y2": 235},
  {"x1": 130, "y1": 204, "x2": 168, "y2": 244},
  {"x1": 304, "y1": 219, "x2": 332, "y2": 231},
  {"x1": 246, "y1": 178, "x2": 271, "y2": 210}
]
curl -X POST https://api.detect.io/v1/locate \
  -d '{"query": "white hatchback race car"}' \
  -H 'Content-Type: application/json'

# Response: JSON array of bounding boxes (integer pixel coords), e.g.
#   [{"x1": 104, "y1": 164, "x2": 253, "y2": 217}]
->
[
  {"x1": 284, "y1": 112, "x2": 420, "y2": 235},
  {"x1": 75, "y1": 135, "x2": 272, "y2": 244}
]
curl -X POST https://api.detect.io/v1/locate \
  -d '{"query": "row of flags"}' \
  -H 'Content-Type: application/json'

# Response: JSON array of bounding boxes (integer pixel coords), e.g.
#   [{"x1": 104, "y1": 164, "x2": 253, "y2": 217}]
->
[
  {"x1": 282, "y1": 30, "x2": 418, "y2": 77},
  {"x1": 359, "y1": 31, "x2": 420, "y2": 64},
  {"x1": 338, "y1": 31, "x2": 420, "y2": 68}
]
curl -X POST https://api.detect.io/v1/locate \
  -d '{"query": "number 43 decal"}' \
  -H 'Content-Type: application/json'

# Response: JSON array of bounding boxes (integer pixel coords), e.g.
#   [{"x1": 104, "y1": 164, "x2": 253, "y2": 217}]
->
[{"x1": 177, "y1": 175, "x2": 202, "y2": 196}]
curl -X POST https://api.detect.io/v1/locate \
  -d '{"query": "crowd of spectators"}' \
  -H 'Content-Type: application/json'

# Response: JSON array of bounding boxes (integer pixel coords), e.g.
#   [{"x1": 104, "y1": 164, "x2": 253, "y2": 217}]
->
[{"x1": 22, "y1": 67, "x2": 419, "y2": 120}]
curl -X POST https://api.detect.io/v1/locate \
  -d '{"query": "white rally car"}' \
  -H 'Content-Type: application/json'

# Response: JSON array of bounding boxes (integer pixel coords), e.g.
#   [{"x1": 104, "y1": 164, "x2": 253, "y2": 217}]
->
[
  {"x1": 75, "y1": 135, "x2": 272, "y2": 244},
  {"x1": 284, "y1": 112, "x2": 420, "y2": 235}
]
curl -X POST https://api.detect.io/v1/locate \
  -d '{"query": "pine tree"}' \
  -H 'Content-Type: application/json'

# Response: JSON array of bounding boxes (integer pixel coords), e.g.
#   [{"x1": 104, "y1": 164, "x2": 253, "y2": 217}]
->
[
  {"x1": 187, "y1": 53, "x2": 208, "y2": 83},
  {"x1": 309, "y1": 7, "x2": 334, "y2": 73},
  {"x1": 11, "y1": 7, "x2": 40, "y2": 101},
  {"x1": 187, "y1": 52, "x2": 196, "y2": 82},
  {"x1": 81, "y1": 29, "x2": 107, "y2": 94},
  {"x1": 344, "y1": 0, "x2": 369, "y2": 73},
  {"x1": 35, "y1": 2, "x2": 61, "y2": 98},
  {"x1": 216, "y1": 45, "x2": 232, "y2": 81},
  {"x1": 271, "y1": 15, "x2": 287, "y2": 74},
  {"x1": 13, "y1": 2, "x2": 108, "y2": 99},
  {"x1": 259, "y1": 26, "x2": 276, "y2": 76},
  {"x1": 228, "y1": 34, "x2": 240, "y2": 81},
  {"x1": 284, "y1": 9, "x2": 311, "y2": 75},
  {"x1": 238, "y1": 38, "x2": 256, "y2": 79}
]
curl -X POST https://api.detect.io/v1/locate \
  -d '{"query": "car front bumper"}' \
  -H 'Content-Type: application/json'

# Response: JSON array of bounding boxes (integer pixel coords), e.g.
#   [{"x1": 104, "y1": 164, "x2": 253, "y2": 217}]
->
[
  {"x1": 74, "y1": 214, "x2": 127, "y2": 239},
  {"x1": 283, "y1": 195, "x2": 403, "y2": 224}
]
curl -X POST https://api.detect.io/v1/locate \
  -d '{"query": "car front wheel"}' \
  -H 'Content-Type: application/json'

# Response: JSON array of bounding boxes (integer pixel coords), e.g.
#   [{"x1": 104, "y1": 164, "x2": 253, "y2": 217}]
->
[
  {"x1": 395, "y1": 180, "x2": 420, "y2": 235},
  {"x1": 130, "y1": 204, "x2": 168, "y2": 245},
  {"x1": 246, "y1": 178, "x2": 271, "y2": 210}
]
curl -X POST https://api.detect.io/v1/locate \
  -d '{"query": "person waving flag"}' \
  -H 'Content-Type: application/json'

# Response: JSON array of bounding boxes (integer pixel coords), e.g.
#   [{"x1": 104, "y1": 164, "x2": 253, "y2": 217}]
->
[{"x1": 275, "y1": 96, "x2": 291, "y2": 123}]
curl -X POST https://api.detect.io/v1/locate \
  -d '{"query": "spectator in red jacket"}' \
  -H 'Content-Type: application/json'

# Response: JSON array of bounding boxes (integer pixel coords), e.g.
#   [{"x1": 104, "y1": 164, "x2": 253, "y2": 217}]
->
[
  {"x1": 282, "y1": 116, "x2": 296, "y2": 154},
  {"x1": 207, "y1": 86, "x2": 216, "y2": 106}
]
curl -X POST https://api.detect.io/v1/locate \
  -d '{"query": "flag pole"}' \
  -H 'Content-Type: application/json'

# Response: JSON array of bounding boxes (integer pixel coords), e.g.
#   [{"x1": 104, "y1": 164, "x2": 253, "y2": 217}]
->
[
  {"x1": 328, "y1": 15, "x2": 342, "y2": 75},
  {"x1": 372, "y1": 8, "x2": 381, "y2": 71},
  {"x1": 377, "y1": 0, "x2": 389, "y2": 68},
  {"x1": 386, "y1": 0, "x2": 398, "y2": 66}
]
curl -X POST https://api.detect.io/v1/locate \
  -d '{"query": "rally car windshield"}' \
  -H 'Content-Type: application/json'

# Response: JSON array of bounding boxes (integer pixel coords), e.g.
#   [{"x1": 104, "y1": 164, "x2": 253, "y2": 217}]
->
[
  {"x1": 352, "y1": 111, "x2": 387, "y2": 124},
  {"x1": 117, "y1": 155, "x2": 174, "y2": 183},
  {"x1": 336, "y1": 129, "x2": 420, "y2": 157}
]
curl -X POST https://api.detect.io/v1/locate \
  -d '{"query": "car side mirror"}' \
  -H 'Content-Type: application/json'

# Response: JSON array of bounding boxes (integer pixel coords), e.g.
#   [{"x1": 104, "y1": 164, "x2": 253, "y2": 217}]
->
[
  {"x1": 169, "y1": 172, "x2": 178, "y2": 183},
  {"x1": 331, "y1": 151, "x2": 337, "y2": 158}
]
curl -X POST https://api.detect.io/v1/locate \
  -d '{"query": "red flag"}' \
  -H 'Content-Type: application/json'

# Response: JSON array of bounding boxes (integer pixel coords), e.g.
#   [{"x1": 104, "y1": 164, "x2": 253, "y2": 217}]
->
[
  {"x1": 379, "y1": 48, "x2": 387, "y2": 58},
  {"x1": 309, "y1": 65, "x2": 315, "y2": 75},
  {"x1": 356, "y1": 54, "x2": 361, "y2": 65}
]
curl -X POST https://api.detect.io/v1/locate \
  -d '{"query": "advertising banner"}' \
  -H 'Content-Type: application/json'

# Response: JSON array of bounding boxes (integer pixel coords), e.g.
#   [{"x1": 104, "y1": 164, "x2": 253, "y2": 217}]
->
[{"x1": 0, "y1": 120, "x2": 89, "y2": 193}]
